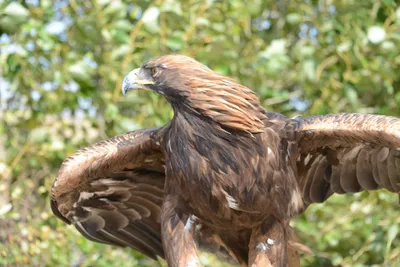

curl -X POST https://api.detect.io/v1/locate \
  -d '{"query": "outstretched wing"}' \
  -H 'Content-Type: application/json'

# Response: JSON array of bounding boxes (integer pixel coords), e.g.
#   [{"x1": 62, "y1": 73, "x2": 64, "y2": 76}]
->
[
  {"x1": 292, "y1": 113, "x2": 400, "y2": 206},
  {"x1": 51, "y1": 127, "x2": 166, "y2": 259}
]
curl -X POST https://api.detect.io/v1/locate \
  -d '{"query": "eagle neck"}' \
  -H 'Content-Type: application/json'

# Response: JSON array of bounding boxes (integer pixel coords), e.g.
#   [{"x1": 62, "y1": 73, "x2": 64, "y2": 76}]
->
[{"x1": 168, "y1": 110, "x2": 257, "y2": 150}]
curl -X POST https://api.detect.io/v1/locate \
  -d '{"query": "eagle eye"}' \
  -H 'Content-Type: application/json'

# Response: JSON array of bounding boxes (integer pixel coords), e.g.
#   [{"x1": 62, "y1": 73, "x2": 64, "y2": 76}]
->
[{"x1": 151, "y1": 67, "x2": 158, "y2": 77}]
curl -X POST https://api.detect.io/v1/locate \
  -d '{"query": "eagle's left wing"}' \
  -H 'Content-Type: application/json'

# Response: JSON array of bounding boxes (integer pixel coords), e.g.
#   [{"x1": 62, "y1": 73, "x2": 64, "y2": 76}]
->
[{"x1": 290, "y1": 113, "x2": 400, "y2": 207}]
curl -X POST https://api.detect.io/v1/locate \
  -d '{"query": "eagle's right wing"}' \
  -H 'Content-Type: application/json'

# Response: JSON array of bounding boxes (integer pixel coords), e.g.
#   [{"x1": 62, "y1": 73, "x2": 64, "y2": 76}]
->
[{"x1": 51, "y1": 127, "x2": 167, "y2": 259}]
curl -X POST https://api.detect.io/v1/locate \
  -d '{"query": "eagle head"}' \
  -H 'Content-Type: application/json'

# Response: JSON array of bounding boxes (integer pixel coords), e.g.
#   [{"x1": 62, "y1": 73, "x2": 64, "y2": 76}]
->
[{"x1": 122, "y1": 54, "x2": 266, "y2": 133}]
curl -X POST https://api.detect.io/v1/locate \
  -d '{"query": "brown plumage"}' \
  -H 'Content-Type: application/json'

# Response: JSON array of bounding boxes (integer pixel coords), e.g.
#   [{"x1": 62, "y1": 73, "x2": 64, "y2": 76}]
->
[{"x1": 51, "y1": 55, "x2": 400, "y2": 266}]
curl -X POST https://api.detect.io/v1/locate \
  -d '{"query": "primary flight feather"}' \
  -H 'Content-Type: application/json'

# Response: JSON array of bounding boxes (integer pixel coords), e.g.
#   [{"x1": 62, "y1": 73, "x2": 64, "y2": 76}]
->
[{"x1": 51, "y1": 55, "x2": 400, "y2": 267}]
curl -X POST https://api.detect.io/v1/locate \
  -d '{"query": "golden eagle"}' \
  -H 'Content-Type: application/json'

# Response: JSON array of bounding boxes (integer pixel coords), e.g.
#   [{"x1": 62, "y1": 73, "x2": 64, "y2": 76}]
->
[{"x1": 51, "y1": 55, "x2": 400, "y2": 266}]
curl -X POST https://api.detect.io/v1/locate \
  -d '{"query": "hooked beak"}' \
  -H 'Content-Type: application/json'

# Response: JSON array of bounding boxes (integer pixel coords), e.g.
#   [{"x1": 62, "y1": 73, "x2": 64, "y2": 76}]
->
[{"x1": 122, "y1": 68, "x2": 155, "y2": 96}]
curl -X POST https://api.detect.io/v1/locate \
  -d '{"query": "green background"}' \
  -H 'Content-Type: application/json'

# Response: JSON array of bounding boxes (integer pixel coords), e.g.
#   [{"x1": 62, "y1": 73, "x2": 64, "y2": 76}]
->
[{"x1": 0, "y1": 0, "x2": 399, "y2": 266}]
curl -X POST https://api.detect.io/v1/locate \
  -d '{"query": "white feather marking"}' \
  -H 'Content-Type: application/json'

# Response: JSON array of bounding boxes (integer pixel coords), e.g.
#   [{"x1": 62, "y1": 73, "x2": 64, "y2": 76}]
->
[
  {"x1": 267, "y1": 147, "x2": 273, "y2": 155},
  {"x1": 185, "y1": 215, "x2": 195, "y2": 231},
  {"x1": 81, "y1": 206, "x2": 94, "y2": 212},
  {"x1": 92, "y1": 178, "x2": 117, "y2": 185},
  {"x1": 195, "y1": 223, "x2": 202, "y2": 231},
  {"x1": 78, "y1": 192, "x2": 94, "y2": 202},
  {"x1": 256, "y1": 239, "x2": 274, "y2": 251},
  {"x1": 290, "y1": 188, "x2": 303, "y2": 212},
  {"x1": 144, "y1": 158, "x2": 153, "y2": 163},
  {"x1": 168, "y1": 140, "x2": 173, "y2": 153},
  {"x1": 303, "y1": 154, "x2": 311, "y2": 165},
  {"x1": 186, "y1": 255, "x2": 200, "y2": 267},
  {"x1": 222, "y1": 190, "x2": 239, "y2": 210},
  {"x1": 256, "y1": 242, "x2": 268, "y2": 251}
]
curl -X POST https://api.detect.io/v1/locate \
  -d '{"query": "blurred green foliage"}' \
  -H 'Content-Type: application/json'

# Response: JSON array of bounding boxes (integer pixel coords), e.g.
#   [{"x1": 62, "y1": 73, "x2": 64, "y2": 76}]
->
[{"x1": 0, "y1": 0, "x2": 399, "y2": 266}]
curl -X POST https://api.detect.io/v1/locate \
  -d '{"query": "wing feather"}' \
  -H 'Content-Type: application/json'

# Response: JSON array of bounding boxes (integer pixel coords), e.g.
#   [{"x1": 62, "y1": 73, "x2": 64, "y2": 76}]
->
[
  {"x1": 388, "y1": 149, "x2": 400, "y2": 191},
  {"x1": 309, "y1": 156, "x2": 330, "y2": 203},
  {"x1": 355, "y1": 147, "x2": 377, "y2": 190},
  {"x1": 330, "y1": 164, "x2": 345, "y2": 194},
  {"x1": 294, "y1": 113, "x2": 400, "y2": 206}
]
